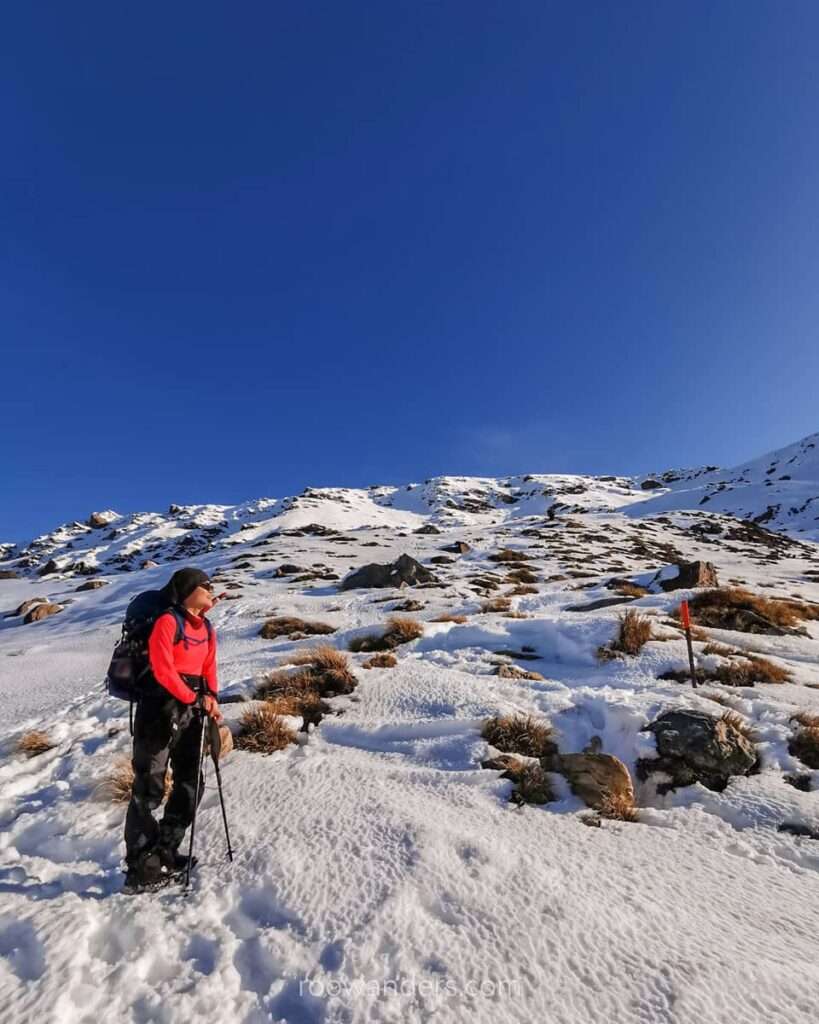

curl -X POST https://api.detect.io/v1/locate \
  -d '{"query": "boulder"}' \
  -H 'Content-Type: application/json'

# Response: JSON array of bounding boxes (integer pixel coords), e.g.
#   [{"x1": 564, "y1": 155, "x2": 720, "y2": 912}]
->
[
  {"x1": 656, "y1": 561, "x2": 719, "y2": 592},
  {"x1": 553, "y1": 752, "x2": 635, "y2": 810},
  {"x1": 206, "y1": 723, "x2": 234, "y2": 759},
  {"x1": 274, "y1": 563, "x2": 306, "y2": 577},
  {"x1": 443, "y1": 541, "x2": 471, "y2": 555},
  {"x1": 640, "y1": 479, "x2": 663, "y2": 490},
  {"x1": 414, "y1": 524, "x2": 441, "y2": 535},
  {"x1": 87, "y1": 511, "x2": 118, "y2": 529},
  {"x1": 340, "y1": 554, "x2": 435, "y2": 591},
  {"x1": 429, "y1": 556, "x2": 454, "y2": 565},
  {"x1": 141, "y1": 560, "x2": 159, "y2": 569},
  {"x1": 24, "y1": 602, "x2": 64, "y2": 623},
  {"x1": 12, "y1": 597, "x2": 49, "y2": 617},
  {"x1": 639, "y1": 709, "x2": 757, "y2": 792},
  {"x1": 37, "y1": 559, "x2": 61, "y2": 577},
  {"x1": 76, "y1": 580, "x2": 108, "y2": 591}
]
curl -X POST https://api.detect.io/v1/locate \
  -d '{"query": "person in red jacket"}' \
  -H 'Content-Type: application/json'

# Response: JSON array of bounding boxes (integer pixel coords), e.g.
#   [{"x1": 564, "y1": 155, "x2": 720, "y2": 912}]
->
[{"x1": 124, "y1": 567, "x2": 222, "y2": 892}]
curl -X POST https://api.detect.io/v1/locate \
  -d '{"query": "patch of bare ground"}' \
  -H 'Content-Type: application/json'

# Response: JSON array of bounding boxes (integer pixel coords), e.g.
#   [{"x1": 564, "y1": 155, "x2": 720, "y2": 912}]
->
[
  {"x1": 430, "y1": 613, "x2": 468, "y2": 624},
  {"x1": 682, "y1": 587, "x2": 819, "y2": 633},
  {"x1": 481, "y1": 596, "x2": 512, "y2": 613},
  {"x1": 362, "y1": 652, "x2": 398, "y2": 669},
  {"x1": 258, "y1": 616, "x2": 336, "y2": 640}
]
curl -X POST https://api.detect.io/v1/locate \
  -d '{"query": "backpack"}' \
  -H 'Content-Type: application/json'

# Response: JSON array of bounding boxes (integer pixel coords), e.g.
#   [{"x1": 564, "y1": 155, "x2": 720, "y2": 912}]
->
[{"x1": 105, "y1": 590, "x2": 213, "y2": 709}]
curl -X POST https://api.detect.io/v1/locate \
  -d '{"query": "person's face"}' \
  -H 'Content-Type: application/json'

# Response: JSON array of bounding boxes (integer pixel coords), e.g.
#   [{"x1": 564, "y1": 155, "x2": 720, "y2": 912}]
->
[{"x1": 183, "y1": 581, "x2": 215, "y2": 614}]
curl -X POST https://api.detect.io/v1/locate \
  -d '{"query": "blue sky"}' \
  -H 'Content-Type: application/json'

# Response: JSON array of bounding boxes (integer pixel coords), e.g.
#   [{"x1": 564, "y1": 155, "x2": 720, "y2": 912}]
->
[{"x1": 3, "y1": 2, "x2": 818, "y2": 541}]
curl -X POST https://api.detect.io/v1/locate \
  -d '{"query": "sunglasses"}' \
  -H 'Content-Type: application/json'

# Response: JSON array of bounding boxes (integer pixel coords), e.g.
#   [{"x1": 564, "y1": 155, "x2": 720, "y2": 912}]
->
[{"x1": 199, "y1": 581, "x2": 214, "y2": 593}]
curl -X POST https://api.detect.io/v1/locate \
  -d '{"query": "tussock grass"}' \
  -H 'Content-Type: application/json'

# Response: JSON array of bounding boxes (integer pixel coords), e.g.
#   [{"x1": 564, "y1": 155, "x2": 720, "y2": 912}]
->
[
  {"x1": 430, "y1": 613, "x2": 468, "y2": 624},
  {"x1": 16, "y1": 730, "x2": 54, "y2": 758},
  {"x1": 599, "y1": 790, "x2": 639, "y2": 823},
  {"x1": 508, "y1": 584, "x2": 538, "y2": 596},
  {"x1": 661, "y1": 654, "x2": 791, "y2": 687},
  {"x1": 348, "y1": 615, "x2": 424, "y2": 653},
  {"x1": 94, "y1": 755, "x2": 173, "y2": 803},
  {"x1": 236, "y1": 705, "x2": 298, "y2": 754},
  {"x1": 789, "y1": 713, "x2": 819, "y2": 768},
  {"x1": 684, "y1": 587, "x2": 819, "y2": 632},
  {"x1": 481, "y1": 596, "x2": 512, "y2": 613},
  {"x1": 481, "y1": 754, "x2": 554, "y2": 805},
  {"x1": 598, "y1": 610, "x2": 653, "y2": 660},
  {"x1": 286, "y1": 645, "x2": 357, "y2": 695},
  {"x1": 489, "y1": 548, "x2": 532, "y2": 564},
  {"x1": 362, "y1": 652, "x2": 398, "y2": 669},
  {"x1": 506, "y1": 568, "x2": 539, "y2": 584},
  {"x1": 481, "y1": 714, "x2": 556, "y2": 759},
  {"x1": 258, "y1": 616, "x2": 336, "y2": 640},
  {"x1": 720, "y1": 710, "x2": 757, "y2": 742}
]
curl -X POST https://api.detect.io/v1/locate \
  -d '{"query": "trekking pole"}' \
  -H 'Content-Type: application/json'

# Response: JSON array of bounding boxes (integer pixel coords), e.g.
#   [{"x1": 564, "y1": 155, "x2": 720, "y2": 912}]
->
[
  {"x1": 207, "y1": 716, "x2": 234, "y2": 862},
  {"x1": 184, "y1": 707, "x2": 208, "y2": 893},
  {"x1": 680, "y1": 600, "x2": 699, "y2": 689}
]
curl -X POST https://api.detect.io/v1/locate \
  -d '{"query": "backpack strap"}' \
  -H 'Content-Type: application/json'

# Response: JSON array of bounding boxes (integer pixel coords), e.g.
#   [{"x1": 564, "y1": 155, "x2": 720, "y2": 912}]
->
[{"x1": 167, "y1": 608, "x2": 212, "y2": 650}]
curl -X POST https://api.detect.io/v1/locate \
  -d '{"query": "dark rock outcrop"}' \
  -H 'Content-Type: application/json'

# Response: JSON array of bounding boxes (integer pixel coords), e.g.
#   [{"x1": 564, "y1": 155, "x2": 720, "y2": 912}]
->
[
  {"x1": 340, "y1": 554, "x2": 435, "y2": 591},
  {"x1": 638, "y1": 709, "x2": 757, "y2": 792},
  {"x1": 656, "y1": 561, "x2": 719, "y2": 592}
]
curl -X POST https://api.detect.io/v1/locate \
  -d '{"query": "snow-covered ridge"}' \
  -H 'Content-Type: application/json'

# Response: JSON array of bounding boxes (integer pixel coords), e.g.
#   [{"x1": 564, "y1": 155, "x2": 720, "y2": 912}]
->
[{"x1": 2, "y1": 433, "x2": 818, "y2": 581}]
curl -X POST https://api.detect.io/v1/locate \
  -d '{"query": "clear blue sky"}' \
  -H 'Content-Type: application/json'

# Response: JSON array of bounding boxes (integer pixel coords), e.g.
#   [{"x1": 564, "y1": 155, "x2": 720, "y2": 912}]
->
[{"x1": 3, "y1": 1, "x2": 818, "y2": 541}]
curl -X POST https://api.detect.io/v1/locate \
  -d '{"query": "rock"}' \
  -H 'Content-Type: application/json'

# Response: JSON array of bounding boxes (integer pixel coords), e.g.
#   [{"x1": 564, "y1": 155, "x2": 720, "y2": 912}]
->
[
  {"x1": 274, "y1": 563, "x2": 306, "y2": 577},
  {"x1": 87, "y1": 511, "x2": 118, "y2": 529},
  {"x1": 0, "y1": 570, "x2": 20, "y2": 579},
  {"x1": 640, "y1": 479, "x2": 663, "y2": 490},
  {"x1": 414, "y1": 524, "x2": 441, "y2": 535},
  {"x1": 141, "y1": 559, "x2": 159, "y2": 569},
  {"x1": 565, "y1": 596, "x2": 636, "y2": 612},
  {"x1": 11, "y1": 598, "x2": 49, "y2": 617},
  {"x1": 429, "y1": 556, "x2": 454, "y2": 565},
  {"x1": 340, "y1": 554, "x2": 435, "y2": 591},
  {"x1": 206, "y1": 723, "x2": 234, "y2": 759},
  {"x1": 554, "y1": 752, "x2": 635, "y2": 811},
  {"x1": 75, "y1": 580, "x2": 108, "y2": 591},
  {"x1": 656, "y1": 560, "x2": 719, "y2": 592},
  {"x1": 73, "y1": 561, "x2": 99, "y2": 576},
  {"x1": 443, "y1": 541, "x2": 471, "y2": 554},
  {"x1": 37, "y1": 559, "x2": 61, "y2": 577},
  {"x1": 639, "y1": 709, "x2": 757, "y2": 792},
  {"x1": 24, "y1": 602, "x2": 64, "y2": 623},
  {"x1": 495, "y1": 664, "x2": 544, "y2": 681}
]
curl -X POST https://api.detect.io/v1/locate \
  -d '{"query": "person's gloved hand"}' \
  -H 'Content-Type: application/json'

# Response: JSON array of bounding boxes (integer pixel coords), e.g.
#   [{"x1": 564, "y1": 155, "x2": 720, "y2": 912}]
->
[{"x1": 194, "y1": 692, "x2": 223, "y2": 722}]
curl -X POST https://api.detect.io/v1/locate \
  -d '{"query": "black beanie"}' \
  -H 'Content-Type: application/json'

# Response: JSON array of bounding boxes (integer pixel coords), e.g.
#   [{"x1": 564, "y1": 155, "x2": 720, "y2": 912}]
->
[{"x1": 161, "y1": 567, "x2": 210, "y2": 605}]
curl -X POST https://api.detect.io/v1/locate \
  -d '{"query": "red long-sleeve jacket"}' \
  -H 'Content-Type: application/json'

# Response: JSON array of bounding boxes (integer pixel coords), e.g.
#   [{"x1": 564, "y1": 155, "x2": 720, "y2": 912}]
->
[{"x1": 148, "y1": 610, "x2": 218, "y2": 704}]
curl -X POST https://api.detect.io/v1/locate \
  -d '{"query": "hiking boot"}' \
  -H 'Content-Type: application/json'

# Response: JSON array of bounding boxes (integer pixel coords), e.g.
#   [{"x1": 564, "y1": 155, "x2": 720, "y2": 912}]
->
[
  {"x1": 156, "y1": 846, "x2": 196, "y2": 873},
  {"x1": 122, "y1": 850, "x2": 175, "y2": 895}
]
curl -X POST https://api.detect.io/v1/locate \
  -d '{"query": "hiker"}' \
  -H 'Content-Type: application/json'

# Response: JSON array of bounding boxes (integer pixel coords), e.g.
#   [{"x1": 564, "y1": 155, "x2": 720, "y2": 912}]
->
[{"x1": 123, "y1": 567, "x2": 222, "y2": 892}]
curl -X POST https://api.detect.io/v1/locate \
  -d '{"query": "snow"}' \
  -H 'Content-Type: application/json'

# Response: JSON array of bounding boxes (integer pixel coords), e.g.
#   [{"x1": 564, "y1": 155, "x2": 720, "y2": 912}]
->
[{"x1": 2, "y1": 435, "x2": 819, "y2": 1022}]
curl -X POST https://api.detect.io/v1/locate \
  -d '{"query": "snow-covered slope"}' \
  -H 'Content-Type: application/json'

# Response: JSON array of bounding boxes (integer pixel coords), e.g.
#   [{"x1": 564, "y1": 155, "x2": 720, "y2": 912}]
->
[
  {"x1": 631, "y1": 433, "x2": 819, "y2": 537},
  {"x1": 2, "y1": 434, "x2": 819, "y2": 1024}
]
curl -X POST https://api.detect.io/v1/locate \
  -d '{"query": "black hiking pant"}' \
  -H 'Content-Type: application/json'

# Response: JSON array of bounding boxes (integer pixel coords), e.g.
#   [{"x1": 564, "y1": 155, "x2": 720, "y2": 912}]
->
[{"x1": 124, "y1": 686, "x2": 204, "y2": 867}]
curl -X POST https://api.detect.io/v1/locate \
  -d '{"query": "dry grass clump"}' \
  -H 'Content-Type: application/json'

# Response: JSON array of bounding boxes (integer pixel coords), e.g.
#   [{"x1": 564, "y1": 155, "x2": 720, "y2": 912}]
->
[
  {"x1": 481, "y1": 596, "x2": 512, "y2": 614},
  {"x1": 430, "y1": 613, "x2": 468, "y2": 624},
  {"x1": 598, "y1": 790, "x2": 639, "y2": 823},
  {"x1": 506, "y1": 568, "x2": 539, "y2": 584},
  {"x1": 684, "y1": 587, "x2": 819, "y2": 632},
  {"x1": 489, "y1": 549, "x2": 531, "y2": 564},
  {"x1": 235, "y1": 705, "x2": 298, "y2": 754},
  {"x1": 508, "y1": 584, "x2": 538, "y2": 596},
  {"x1": 598, "y1": 610, "x2": 653, "y2": 660},
  {"x1": 286, "y1": 645, "x2": 358, "y2": 695},
  {"x1": 16, "y1": 730, "x2": 54, "y2": 758},
  {"x1": 255, "y1": 668, "x2": 330, "y2": 726},
  {"x1": 481, "y1": 714, "x2": 557, "y2": 759},
  {"x1": 349, "y1": 616, "x2": 424, "y2": 653},
  {"x1": 258, "y1": 616, "x2": 336, "y2": 640},
  {"x1": 789, "y1": 712, "x2": 819, "y2": 768},
  {"x1": 481, "y1": 754, "x2": 554, "y2": 805},
  {"x1": 94, "y1": 755, "x2": 173, "y2": 803},
  {"x1": 362, "y1": 652, "x2": 398, "y2": 669},
  {"x1": 720, "y1": 710, "x2": 757, "y2": 742},
  {"x1": 513, "y1": 762, "x2": 555, "y2": 805},
  {"x1": 661, "y1": 653, "x2": 791, "y2": 687}
]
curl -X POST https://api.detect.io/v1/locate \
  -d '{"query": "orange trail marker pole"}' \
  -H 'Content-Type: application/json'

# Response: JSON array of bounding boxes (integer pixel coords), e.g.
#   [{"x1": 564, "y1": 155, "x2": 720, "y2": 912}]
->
[{"x1": 680, "y1": 600, "x2": 698, "y2": 688}]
